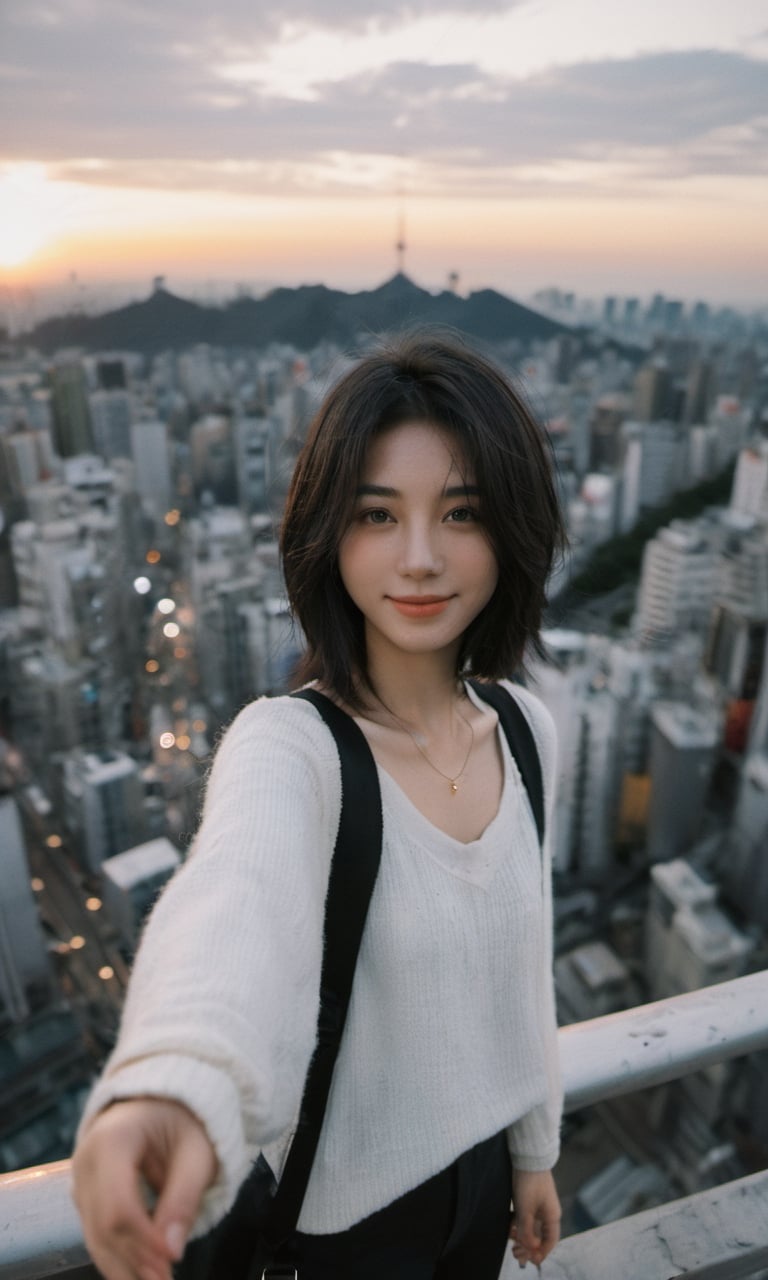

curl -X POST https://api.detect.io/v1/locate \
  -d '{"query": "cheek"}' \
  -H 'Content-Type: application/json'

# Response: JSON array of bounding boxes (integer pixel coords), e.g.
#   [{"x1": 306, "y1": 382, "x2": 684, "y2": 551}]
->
[
  {"x1": 468, "y1": 539, "x2": 499, "y2": 601},
  {"x1": 337, "y1": 529, "x2": 372, "y2": 598}
]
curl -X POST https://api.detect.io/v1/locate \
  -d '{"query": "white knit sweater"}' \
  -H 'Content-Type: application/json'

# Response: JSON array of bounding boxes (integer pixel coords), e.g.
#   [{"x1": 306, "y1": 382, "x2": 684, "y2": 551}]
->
[{"x1": 78, "y1": 680, "x2": 562, "y2": 1235}]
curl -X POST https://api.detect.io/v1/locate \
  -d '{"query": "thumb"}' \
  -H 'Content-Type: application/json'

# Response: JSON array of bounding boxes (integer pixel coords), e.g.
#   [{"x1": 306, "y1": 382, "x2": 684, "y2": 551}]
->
[{"x1": 152, "y1": 1118, "x2": 218, "y2": 1261}]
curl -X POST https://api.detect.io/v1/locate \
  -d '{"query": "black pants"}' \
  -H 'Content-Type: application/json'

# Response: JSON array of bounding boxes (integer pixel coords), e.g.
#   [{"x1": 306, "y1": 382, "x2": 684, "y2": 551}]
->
[{"x1": 287, "y1": 1131, "x2": 513, "y2": 1279}]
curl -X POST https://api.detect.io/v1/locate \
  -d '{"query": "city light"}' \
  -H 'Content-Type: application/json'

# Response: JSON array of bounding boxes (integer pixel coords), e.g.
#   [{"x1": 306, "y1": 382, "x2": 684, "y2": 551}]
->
[
  {"x1": 164, "y1": 509, "x2": 181, "y2": 526},
  {"x1": 85, "y1": 897, "x2": 102, "y2": 912},
  {"x1": 45, "y1": 834, "x2": 62, "y2": 849},
  {"x1": 30, "y1": 877, "x2": 45, "y2": 892},
  {"x1": 98, "y1": 965, "x2": 115, "y2": 981},
  {"x1": 157, "y1": 598, "x2": 176, "y2": 614},
  {"x1": 159, "y1": 732, "x2": 176, "y2": 749},
  {"x1": 69, "y1": 935, "x2": 86, "y2": 950},
  {"x1": 173, "y1": 646, "x2": 187, "y2": 659},
  {"x1": 145, "y1": 659, "x2": 160, "y2": 673},
  {"x1": 133, "y1": 575, "x2": 152, "y2": 594},
  {"x1": 192, "y1": 719, "x2": 207, "y2": 733},
  {"x1": 146, "y1": 549, "x2": 161, "y2": 565},
  {"x1": 163, "y1": 621, "x2": 180, "y2": 638},
  {"x1": 176, "y1": 733, "x2": 191, "y2": 750}
]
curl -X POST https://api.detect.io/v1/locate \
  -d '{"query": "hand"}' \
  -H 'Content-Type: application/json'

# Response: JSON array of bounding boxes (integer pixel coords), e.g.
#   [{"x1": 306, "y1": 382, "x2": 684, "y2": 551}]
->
[
  {"x1": 71, "y1": 1096, "x2": 218, "y2": 1280},
  {"x1": 509, "y1": 1168, "x2": 561, "y2": 1269}
]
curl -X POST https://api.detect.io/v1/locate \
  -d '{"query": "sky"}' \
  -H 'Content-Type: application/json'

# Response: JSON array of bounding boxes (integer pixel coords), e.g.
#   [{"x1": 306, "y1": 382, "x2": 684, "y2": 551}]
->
[{"x1": 1, "y1": 0, "x2": 767, "y2": 318}]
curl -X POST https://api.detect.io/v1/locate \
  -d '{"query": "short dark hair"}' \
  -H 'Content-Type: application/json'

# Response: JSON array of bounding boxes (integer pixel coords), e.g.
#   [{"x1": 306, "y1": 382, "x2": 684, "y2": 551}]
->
[{"x1": 280, "y1": 330, "x2": 566, "y2": 707}]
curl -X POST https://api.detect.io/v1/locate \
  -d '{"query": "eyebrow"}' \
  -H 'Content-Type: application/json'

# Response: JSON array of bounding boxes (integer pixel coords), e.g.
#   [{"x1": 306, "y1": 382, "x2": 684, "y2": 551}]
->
[{"x1": 355, "y1": 484, "x2": 481, "y2": 498}]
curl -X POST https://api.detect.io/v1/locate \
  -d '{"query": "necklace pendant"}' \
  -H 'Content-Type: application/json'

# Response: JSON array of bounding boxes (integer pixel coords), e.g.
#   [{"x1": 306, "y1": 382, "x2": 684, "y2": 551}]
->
[{"x1": 450, "y1": 781, "x2": 458, "y2": 795}]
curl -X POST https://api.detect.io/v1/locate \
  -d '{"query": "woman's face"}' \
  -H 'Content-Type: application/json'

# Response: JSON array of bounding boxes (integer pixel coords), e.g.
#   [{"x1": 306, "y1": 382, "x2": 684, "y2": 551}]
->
[{"x1": 338, "y1": 420, "x2": 499, "y2": 668}]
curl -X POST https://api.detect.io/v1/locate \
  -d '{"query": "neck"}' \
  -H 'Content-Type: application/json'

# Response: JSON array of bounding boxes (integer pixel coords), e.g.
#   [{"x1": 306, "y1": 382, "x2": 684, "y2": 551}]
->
[{"x1": 363, "y1": 648, "x2": 465, "y2": 735}]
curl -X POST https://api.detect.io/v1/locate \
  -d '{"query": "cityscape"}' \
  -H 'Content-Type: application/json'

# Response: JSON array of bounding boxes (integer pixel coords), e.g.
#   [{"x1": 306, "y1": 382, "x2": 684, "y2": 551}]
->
[{"x1": 0, "y1": 268, "x2": 767, "y2": 1251}]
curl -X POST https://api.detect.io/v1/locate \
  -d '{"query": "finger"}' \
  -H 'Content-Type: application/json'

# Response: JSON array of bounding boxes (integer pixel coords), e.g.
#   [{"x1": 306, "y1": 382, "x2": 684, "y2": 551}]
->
[
  {"x1": 73, "y1": 1129, "x2": 171, "y2": 1279},
  {"x1": 78, "y1": 1188, "x2": 170, "y2": 1280},
  {"x1": 536, "y1": 1208, "x2": 562, "y2": 1261},
  {"x1": 510, "y1": 1222, "x2": 538, "y2": 1269},
  {"x1": 514, "y1": 1206, "x2": 538, "y2": 1255},
  {"x1": 151, "y1": 1116, "x2": 218, "y2": 1262}
]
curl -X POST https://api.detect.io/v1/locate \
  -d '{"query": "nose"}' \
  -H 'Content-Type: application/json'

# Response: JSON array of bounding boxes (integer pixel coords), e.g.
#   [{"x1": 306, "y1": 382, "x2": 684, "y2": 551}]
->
[{"x1": 397, "y1": 519, "x2": 444, "y2": 579}]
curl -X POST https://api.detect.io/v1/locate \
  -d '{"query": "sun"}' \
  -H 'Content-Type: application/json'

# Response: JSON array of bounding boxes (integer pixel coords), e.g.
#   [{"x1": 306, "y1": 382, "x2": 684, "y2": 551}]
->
[
  {"x1": 0, "y1": 164, "x2": 64, "y2": 269},
  {"x1": 0, "y1": 219, "x2": 50, "y2": 269}
]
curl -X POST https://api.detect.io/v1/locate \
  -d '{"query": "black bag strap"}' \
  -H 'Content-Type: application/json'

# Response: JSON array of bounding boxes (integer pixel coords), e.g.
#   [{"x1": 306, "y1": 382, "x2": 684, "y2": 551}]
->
[
  {"x1": 467, "y1": 680, "x2": 545, "y2": 848},
  {"x1": 263, "y1": 688, "x2": 383, "y2": 1251}
]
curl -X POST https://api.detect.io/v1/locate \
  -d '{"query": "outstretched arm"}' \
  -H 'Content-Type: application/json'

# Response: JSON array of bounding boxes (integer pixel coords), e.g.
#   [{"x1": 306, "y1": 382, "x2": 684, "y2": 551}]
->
[
  {"x1": 72, "y1": 1097, "x2": 217, "y2": 1280},
  {"x1": 509, "y1": 1168, "x2": 561, "y2": 1268}
]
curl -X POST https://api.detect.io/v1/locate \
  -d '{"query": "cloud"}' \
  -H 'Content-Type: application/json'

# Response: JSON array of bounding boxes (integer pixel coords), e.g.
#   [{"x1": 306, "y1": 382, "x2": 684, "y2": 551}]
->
[{"x1": 3, "y1": 0, "x2": 768, "y2": 201}]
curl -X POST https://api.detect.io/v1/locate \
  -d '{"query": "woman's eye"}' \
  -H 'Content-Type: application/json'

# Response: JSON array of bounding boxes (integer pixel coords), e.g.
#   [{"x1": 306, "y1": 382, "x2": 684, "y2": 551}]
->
[
  {"x1": 361, "y1": 508, "x2": 392, "y2": 524},
  {"x1": 446, "y1": 506, "x2": 479, "y2": 523}
]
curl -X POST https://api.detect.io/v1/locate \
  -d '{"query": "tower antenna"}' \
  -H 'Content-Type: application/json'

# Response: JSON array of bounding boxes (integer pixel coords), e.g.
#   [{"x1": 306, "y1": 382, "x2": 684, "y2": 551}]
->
[{"x1": 395, "y1": 189, "x2": 407, "y2": 276}]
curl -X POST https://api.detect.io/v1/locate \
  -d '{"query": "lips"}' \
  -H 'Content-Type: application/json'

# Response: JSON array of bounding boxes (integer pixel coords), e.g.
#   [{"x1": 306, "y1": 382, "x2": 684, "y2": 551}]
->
[{"x1": 388, "y1": 595, "x2": 453, "y2": 618}]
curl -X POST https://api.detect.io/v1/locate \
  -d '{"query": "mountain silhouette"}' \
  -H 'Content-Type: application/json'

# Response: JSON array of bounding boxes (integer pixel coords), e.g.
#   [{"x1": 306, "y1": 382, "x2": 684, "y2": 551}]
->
[{"x1": 22, "y1": 274, "x2": 569, "y2": 354}]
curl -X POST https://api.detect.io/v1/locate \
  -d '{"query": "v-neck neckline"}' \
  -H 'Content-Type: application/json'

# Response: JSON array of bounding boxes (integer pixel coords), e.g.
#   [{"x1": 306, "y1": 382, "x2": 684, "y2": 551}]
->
[{"x1": 374, "y1": 708, "x2": 525, "y2": 887}]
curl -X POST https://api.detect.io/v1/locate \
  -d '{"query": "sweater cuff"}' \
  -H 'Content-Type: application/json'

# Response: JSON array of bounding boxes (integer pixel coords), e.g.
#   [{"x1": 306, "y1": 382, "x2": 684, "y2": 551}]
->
[
  {"x1": 76, "y1": 1053, "x2": 249, "y2": 1235},
  {"x1": 505, "y1": 1118, "x2": 560, "y2": 1174}
]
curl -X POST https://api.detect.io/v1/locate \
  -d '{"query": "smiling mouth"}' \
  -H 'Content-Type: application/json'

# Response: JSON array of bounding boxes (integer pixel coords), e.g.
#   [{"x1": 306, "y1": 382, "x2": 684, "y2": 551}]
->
[{"x1": 388, "y1": 595, "x2": 453, "y2": 617}]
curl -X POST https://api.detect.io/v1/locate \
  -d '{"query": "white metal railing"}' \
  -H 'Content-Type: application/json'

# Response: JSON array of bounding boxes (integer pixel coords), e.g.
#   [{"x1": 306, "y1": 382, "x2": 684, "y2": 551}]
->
[{"x1": 2, "y1": 971, "x2": 768, "y2": 1279}]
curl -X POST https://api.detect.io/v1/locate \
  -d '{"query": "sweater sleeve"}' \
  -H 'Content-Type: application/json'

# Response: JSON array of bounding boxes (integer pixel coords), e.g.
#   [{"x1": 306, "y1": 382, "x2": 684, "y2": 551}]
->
[
  {"x1": 75, "y1": 695, "x2": 341, "y2": 1233},
  {"x1": 501, "y1": 683, "x2": 563, "y2": 1172}
]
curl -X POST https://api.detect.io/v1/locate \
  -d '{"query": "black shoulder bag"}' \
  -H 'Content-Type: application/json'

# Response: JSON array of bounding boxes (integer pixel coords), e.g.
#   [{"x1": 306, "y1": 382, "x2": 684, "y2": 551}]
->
[{"x1": 175, "y1": 682, "x2": 543, "y2": 1280}]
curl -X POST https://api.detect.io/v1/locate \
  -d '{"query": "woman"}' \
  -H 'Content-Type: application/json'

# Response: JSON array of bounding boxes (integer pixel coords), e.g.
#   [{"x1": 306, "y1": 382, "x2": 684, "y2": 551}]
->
[{"x1": 72, "y1": 331, "x2": 566, "y2": 1279}]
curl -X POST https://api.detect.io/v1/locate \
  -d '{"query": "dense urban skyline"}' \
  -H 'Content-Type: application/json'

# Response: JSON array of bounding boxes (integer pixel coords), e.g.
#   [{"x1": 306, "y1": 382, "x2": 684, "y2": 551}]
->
[{"x1": 2, "y1": 1, "x2": 767, "y2": 307}]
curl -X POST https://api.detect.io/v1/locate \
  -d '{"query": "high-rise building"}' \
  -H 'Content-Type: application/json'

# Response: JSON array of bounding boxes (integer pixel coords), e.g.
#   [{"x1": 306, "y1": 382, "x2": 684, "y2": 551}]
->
[
  {"x1": 632, "y1": 363, "x2": 673, "y2": 422},
  {"x1": 89, "y1": 389, "x2": 134, "y2": 461},
  {"x1": 589, "y1": 396, "x2": 627, "y2": 471},
  {"x1": 555, "y1": 940, "x2": 636, "y2": 1023},
  {"x1": 50, "y1": 361, "x2": 94, "y2": 458},
  {"x1": 646, "y1": 859, "x2": 752, "y2": 999},
  {"x1": 531, "y1": 635, "x2": 621, "y2": 881},
  {"x1": 7, "y1": 646, "x2": 106, "y2": 772},
  {"x1": 715, "y1": 522, "x2": 768, "y2": 621},
  {"x1": 619, "y1": 420, "x2": 687, "y2": 528},
  {"x1": 688, "y1": 423, "x2": 720, "y2": 484},
  {"x1": 683, "y1": 359, "x2": 716, "y2": 427},
  {"x1": 233, "y1": 414, "x2": 274, "y2": 514},
  {"x1": 711, "y1": 396, "x2": 750, "y2": 469},
  {"x1": 646, "y1": 704, "x2": 720, "y2": 862},
  {"x1": 101, "y1": 837, "x2": 181, "y2": 948},
  {"x1": 0, "y1": 798, "x2": 52, "y2": 1025},
  {"x1": 0, "y1": 428, "x2": 51, "y2": 493},
  {"x1": 725, "y1": 753, "x2": 768, "y2": 929},
  {"x1": 62, "y1": 749, "x2": 145, "y2": 873},
  {"x1": 706, "y1": 606, "x2": 767, "y2": 753},
  {"x1": 130, "y1": 419, "x2": 172, "y2": 517},
  {"x1": 635, "y1": 520, "x2": 720, "y2": 643},
  {"x1": 189, "y1": 414, "x2": 236, "y2": 504},
  {"x1": 730, "y1": 443, "x2": 768, "y2": 523}
]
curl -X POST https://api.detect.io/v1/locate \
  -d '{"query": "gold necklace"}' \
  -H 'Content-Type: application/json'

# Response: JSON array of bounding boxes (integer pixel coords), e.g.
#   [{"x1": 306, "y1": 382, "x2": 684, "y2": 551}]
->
[{"x1": 378, "y1": 696, "x2": 475, "y2": 796}]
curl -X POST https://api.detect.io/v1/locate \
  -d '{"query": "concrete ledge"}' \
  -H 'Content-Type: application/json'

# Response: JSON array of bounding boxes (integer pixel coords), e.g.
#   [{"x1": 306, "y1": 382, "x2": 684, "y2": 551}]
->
[
  {"x1": 0, "y1": 1161, "x2": 89, "y2": 1280},
  {"x1": 4, "y1": 974, "x2": 768, "y2": 1277},
  {"x1": 510, "y1": 1168, "x2": 768, "y2": 1280},
  {"x1": 560, "y1": 970, "x2": 768, "y2": 1112}
]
